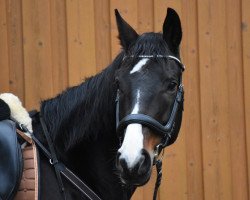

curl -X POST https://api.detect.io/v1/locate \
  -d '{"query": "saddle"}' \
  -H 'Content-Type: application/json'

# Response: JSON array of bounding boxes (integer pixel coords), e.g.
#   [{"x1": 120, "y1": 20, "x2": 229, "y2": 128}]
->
[
  {"x1": 0, "y1": 120, "x2": 23, "y2": 200},
  {"x1": 0, "y1": 120, "x2": 38, "y2": 200}
]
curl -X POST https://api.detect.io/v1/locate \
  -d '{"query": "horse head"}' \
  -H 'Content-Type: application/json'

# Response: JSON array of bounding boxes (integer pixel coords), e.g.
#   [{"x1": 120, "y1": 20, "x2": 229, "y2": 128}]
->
[{"x1": 115, "y1": 8, "x2": 184, "y2": 186}]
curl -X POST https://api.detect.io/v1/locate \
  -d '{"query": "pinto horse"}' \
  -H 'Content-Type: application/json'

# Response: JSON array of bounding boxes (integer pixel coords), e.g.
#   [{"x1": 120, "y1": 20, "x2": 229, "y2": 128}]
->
[{"x1": 1, "y1": 8, "x2": 184, "y2": 200}]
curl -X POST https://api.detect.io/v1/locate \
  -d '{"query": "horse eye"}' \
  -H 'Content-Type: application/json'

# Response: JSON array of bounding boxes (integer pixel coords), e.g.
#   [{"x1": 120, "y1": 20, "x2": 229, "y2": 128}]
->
[{"x1": 167, "y1": 82, "x2": 178, "y2": 91}]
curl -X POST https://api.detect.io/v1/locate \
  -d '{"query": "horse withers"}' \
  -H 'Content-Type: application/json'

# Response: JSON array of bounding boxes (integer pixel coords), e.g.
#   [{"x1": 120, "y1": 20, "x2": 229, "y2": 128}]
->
[{"x1": 0, "y1": 8, "x2": 184, "y2": 200}]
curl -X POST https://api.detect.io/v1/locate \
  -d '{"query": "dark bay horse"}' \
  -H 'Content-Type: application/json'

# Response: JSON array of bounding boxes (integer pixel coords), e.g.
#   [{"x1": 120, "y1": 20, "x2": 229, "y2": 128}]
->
[{"x1": 1, "y1": 8, "x2": 184, "y2": 200}]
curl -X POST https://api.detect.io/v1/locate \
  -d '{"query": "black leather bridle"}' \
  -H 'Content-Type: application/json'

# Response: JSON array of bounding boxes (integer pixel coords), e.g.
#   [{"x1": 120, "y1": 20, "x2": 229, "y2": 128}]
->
[
  {"x1": 116, "y1": 55, "x2": 185, "y2": 149},
  {"x1": 115, "y1": 54, "x2": 185, "y2": 200}
]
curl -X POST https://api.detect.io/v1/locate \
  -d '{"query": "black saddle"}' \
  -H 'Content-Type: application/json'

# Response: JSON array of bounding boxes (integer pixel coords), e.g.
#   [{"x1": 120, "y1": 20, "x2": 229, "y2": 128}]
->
[{"x1": 0, "y1": 120, "x2": 23, "y2": 200}]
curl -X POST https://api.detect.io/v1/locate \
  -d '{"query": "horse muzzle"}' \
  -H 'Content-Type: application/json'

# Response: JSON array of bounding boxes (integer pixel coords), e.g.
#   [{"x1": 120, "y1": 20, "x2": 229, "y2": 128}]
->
[{"x1": 116, "y1": 149, "x2": 152, "y2": 186}]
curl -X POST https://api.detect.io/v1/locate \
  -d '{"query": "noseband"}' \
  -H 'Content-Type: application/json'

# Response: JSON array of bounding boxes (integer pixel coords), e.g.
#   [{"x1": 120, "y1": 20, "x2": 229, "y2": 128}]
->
[{"x1": 116, "y1": 55, "x2": 185, "y2": 149}]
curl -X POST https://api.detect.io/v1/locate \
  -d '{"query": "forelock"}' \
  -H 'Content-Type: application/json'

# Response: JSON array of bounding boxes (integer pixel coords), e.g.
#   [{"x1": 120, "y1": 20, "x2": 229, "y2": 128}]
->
[{"x1": 127, "y1": 33, "x2": 171, "y2": 57}]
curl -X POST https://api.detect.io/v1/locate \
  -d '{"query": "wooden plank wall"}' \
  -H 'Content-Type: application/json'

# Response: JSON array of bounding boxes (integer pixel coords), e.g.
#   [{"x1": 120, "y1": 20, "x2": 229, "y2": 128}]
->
[{"x1": 0, "y1": 0, "x2": 249, "y2": 199}]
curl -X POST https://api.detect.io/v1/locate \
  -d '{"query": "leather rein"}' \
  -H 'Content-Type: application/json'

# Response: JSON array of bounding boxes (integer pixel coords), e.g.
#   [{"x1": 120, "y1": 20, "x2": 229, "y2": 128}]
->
[
  {"x1": 116, "y1": 54, "x2": 185, "y2": 200},
  {"x1": 16, "y1": 117, "x2": 102, "y2": 200}
]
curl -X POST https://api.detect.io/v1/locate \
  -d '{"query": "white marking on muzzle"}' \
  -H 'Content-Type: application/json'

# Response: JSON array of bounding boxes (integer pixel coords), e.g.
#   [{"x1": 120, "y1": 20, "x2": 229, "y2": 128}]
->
[
  {"x1": 130, "y1": 58, "x2": 149, "y2": 74},
  {"x1": 118, "y1": 90, "x2": 144, "y2": 168}
]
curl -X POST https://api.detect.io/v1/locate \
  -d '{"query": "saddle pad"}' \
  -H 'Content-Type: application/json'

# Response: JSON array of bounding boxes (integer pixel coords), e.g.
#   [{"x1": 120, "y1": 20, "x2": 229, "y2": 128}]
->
[{"x1": 14, "y1": 142, "x2": 38, "y2": 200}]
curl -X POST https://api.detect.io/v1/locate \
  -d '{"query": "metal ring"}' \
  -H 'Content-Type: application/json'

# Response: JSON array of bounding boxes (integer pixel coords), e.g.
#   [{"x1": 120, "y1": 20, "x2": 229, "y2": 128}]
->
[{"x1": 153, "y1": 144, "x2": 165, "y2": 164}]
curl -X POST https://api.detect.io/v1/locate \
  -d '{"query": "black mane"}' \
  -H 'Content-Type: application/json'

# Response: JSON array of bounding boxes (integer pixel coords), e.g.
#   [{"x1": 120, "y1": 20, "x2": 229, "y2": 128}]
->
[{"x1": 41, "y1": 53, "x2": 124, "y2": 151}]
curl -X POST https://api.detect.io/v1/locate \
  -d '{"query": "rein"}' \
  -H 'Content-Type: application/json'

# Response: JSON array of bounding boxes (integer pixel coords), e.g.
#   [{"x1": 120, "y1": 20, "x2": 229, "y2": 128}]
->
[
  {"x1": 116, "y1": 54, "x2": 185, "y2": 200},
  {"x1": 15, "y1": 117, "x2": 102, "y2": 200}
]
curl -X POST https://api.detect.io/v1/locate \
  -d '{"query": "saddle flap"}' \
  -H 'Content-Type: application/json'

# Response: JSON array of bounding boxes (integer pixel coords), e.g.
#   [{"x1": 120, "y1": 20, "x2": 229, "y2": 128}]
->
[{"x1": 0, "y1": 120, "x2": 23, "y2": 200}]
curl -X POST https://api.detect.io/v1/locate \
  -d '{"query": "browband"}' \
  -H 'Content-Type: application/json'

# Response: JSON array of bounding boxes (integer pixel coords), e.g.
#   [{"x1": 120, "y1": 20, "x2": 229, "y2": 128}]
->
[{"x1": 123, "y1": 55, "x2": 185, "y2": 71}]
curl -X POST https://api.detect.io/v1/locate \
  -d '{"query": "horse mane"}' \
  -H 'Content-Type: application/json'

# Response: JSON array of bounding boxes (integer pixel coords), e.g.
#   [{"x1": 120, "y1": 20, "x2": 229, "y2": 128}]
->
[
  {"x1": 40, "y1": 32, "x2": 173, "y2": 152},
  {"x1": 41, "y1": 53, "x2": 124, "y2": 151}
]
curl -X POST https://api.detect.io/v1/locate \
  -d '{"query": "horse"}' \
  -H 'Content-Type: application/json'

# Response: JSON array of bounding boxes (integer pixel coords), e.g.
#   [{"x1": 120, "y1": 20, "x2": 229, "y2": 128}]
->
[{"x1": 1, "y1": 8, "x2": 184, "y2": 200}]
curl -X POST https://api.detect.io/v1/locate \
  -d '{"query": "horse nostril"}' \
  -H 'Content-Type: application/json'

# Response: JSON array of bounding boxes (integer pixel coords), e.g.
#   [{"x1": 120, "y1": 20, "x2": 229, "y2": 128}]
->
[
  {"x1": 137, "y1": 150, "x2": 151, "y2": 175},
  {"x1": 116, "y1": 152, "x2": 129, "y2": 172},
  {"x1": 118, "y1": 157, "x2": 130, "y2": 174}
]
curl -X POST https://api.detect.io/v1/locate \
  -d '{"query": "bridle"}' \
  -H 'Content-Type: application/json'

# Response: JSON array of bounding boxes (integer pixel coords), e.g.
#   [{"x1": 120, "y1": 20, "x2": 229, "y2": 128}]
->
[
  {"x1": 116, "y1": 54, "x2": 185, "y2": 149},
  {"x1": 115, "y1": 54, "x2": 185, "y2": 200}
]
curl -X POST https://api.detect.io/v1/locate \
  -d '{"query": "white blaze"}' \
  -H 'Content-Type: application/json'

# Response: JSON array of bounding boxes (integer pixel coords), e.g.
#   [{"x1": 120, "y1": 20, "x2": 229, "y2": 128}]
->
[
  {"x1": 131, "y1": 90, "x2": 140, "y2": 114},
  {"x1": 118, "y1": 90, "x2": 144, "y2": 168},
  {"x1": 119, "y1": 57, "x2": 149, "y2": 168},
  {"x1": 130, "y1": 58, "x2": 149, "y2": 74}
]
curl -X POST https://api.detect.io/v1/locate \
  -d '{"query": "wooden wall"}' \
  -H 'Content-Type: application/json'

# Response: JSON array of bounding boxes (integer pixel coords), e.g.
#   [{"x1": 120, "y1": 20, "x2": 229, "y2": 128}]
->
[{"x1": 0, "y1": 0, "x2": 250, "y2": 199}]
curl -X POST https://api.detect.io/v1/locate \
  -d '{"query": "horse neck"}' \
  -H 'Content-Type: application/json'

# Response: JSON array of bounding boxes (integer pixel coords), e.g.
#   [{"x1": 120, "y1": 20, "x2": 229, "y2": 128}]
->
[
  {"x1": 41, "y1": 54, "x2": 122, "y2": 152},
  {"x1": 39, "y1": 53, "x2": 135, "y2": 199}
]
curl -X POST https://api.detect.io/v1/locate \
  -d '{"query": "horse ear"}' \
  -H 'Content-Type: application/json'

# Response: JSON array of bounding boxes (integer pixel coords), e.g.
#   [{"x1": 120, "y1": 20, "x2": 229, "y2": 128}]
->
[
  {"x1": 115, "y1": 9, "x2": 139, "y2": 51},
  {"x1": 163, "y1": 8, "x2": 182, "y2": 55}
]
